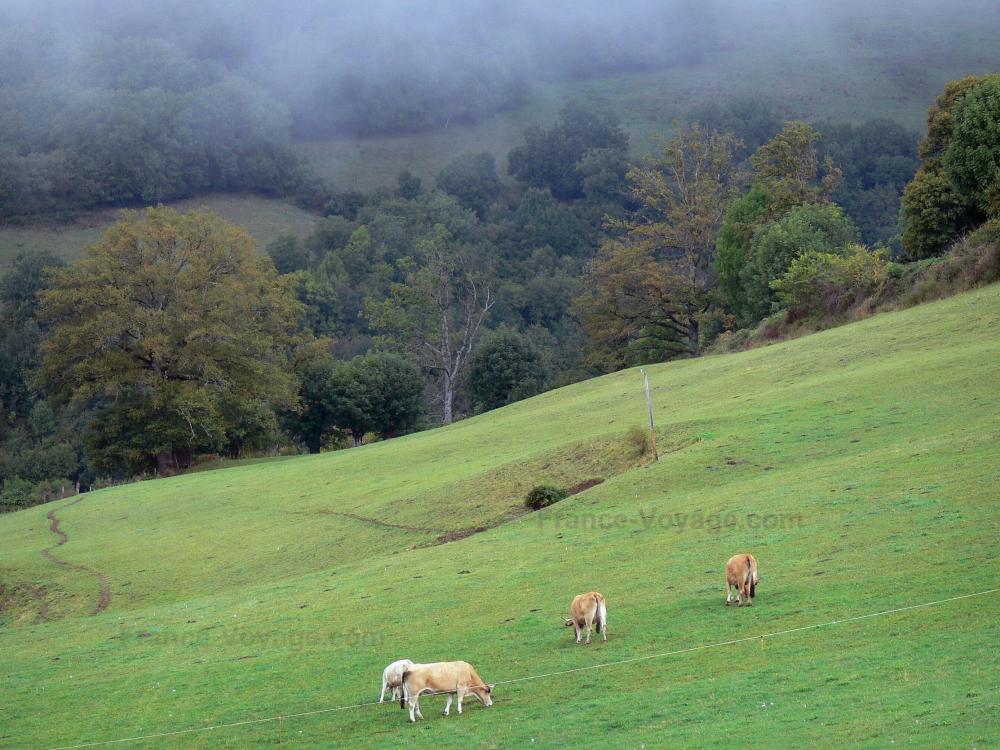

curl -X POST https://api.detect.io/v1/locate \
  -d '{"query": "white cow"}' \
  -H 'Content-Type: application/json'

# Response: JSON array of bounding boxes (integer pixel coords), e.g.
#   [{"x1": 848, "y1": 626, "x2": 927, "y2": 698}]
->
[{"x1": 379, "y1": 659, "x2": 414, "y2": 703}]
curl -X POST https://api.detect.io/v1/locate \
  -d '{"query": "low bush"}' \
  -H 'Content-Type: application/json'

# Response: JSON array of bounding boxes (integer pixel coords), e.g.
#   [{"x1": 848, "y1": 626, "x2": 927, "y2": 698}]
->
[
  {"x1": 524, "y1": 485, "x2": 568, "y2": 510},
  {"x1": 626, "y1": 425, "x2": 652, "y2": 457}
]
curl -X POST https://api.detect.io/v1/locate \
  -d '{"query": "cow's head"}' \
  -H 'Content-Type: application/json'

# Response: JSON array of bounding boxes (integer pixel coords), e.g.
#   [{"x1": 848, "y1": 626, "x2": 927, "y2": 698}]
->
[{"x1": 471, "y1": 683, "x2": 494, "y2": 707}]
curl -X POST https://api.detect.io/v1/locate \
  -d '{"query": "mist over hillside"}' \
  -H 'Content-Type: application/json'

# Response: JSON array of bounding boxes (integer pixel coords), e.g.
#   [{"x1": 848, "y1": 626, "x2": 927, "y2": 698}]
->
[{"x1": 3, "y1": 0, "x2": 998, "y2": 138}]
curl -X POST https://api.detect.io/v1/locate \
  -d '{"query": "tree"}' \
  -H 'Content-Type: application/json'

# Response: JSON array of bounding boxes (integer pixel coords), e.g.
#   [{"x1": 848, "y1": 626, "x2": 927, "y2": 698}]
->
[
  {"x1": 901, "y1": 76, "x2": 986, "y2": 259},
  {"x1": 35, "y1": 207, "x2": 308, "y2": 474},
  {"x1": 468, "y1": 327, "x2": 546, "y2": 411},
  {"x1": 714, "y1": 183, "x2": 775, "y2": 321},
  {"x1": 943, "y1": 74, "x2": 1000, "y2": 216},
  {"x1": 714, "y1": 122, "x2": 844, "y2": 322},
  {"x1": 507, "y1": 105, "x2": 629, "y2": 200},
  {"x1": 743, "y1": 203, "x2": 859, "y2": 320},
  {"x1": 576, "y1": 125, "x2": 745, "y2": 367},
  {"x1": 267, "y1": 234, "x2": 311, "y2": 274},
  {"x1": 396, "y1": 170, "x2": 422, "y2": 200},
  {"x1": 435, "y1": 152, "x2": 502, "y2": 217},
  {"x1": 749, "y1": 121, "x2": 841, "y2": 210},
  {"x1": 291, "y1": 352, "x2": 424, "y2": 451},
  {"x1": 0, "y1": 251, "x2": 65, "y2": 325},
  {"x1": 366, "y1": 224, "x2": 495, "y2": 424},
  {"x1": 687, "y1": 96, "x2": 783, "y2": 157}
]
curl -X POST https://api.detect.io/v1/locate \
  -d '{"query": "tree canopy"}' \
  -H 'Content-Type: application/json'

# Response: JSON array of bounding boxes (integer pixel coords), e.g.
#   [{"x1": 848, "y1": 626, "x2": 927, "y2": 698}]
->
[{"x1": 35, "y1": 207, "x2": 309, "y2": 474}]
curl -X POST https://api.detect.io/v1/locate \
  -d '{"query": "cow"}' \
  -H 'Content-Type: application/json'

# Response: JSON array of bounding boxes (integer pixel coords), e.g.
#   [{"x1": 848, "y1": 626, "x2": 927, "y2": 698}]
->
[
  {"x1": 564, "y1": 591, "x2": 607, "y2": 644},
  {"x1": 400, "y1": 661, "x2": 494, "y2": 722},
  {"x1": 725, "y1": 553, "x2": 760, "y2": 606},
  {"x1": 379, "y1": 659, "x2": 414, "y2": 703}
]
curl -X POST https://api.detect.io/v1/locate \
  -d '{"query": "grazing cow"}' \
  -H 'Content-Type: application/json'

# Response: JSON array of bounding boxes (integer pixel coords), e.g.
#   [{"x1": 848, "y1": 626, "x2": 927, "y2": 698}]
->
[
  {"x1": 379, "y1": 659, "x2": 414, "y2": 703},
  {"x1": 564, "y1": 591, "x2": 607, "y2": 644},
  {"x1": 725, "y1": 553, "x2": 760, "y2": 606},
  {"x1": 400, "y1": 661, "x2": 494, "y2": 722}
]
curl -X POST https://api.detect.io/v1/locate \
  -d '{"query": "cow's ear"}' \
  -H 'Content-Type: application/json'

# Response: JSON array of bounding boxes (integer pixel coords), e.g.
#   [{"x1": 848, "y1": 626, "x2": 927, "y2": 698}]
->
[{"x1": 487, "y1": 684, "x2": 495, "y2": 692}]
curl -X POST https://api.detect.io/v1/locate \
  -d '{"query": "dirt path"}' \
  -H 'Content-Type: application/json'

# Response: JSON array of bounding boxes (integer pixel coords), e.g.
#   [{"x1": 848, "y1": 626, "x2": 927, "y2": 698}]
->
[{"x1": 40, "y1": 496, "x2": 111, "y2": 616}]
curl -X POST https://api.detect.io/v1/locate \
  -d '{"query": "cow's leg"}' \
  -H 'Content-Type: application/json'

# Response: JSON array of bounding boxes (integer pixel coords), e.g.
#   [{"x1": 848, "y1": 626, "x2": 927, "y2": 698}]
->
[
  {"x1": 443, "y1": 694, "x2": 452, "y2": 716},
  {"x1": 392, "y1": 686, "x2": 400, "y2": 701},
  {"x1": 585, "y1": 614, "x2": 593, "y2": 644},
  {"x1": 408, "y1": 697, "x2": 417, "y2": 722},
  {"x1": 380, "y1": 676, "x2": 389, "y2": 703},
  {"x1": 575, "y1": 623, "x2": 582, "y2": 643},
  {"x1": 726, "y1": 582, "x2": 733, "y2": 605},
  {"x1": 457, "y1": 688, "x2": 464, "y2": 714}
]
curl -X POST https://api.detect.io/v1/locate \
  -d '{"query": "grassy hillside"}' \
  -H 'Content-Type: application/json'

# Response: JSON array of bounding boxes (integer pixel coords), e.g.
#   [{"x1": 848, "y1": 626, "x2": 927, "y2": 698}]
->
[
  {"x1": 296, "y1": 11, "x2": 1000, "y2": 191},
  {"x1": 2, "y1": 285, "x2": 999, "y2": 748},
  {"x1": 0, "y1": 195, "x2": 318, "y2": 271}
]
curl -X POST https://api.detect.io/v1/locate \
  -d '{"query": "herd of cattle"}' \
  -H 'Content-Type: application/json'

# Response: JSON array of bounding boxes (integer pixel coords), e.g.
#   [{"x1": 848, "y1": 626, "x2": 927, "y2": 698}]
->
[{"x1": 380, "y1": 553, "x2": 760, "y2": 722}]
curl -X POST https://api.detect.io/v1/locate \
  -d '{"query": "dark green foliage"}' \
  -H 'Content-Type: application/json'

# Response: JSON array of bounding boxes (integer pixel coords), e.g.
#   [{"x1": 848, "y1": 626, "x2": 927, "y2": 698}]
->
[
  {"x1": 324, "y1": 190, "x2": 367, "y2": 221},
  {"x1": 687, "y1": 97, "x2": 783, "y2": 157},
  {"x1": 505, "y1": 189, "x2": 592, "y2": 257},
  {"x1": 901, "y1": 75, "x2": 990, "y2": 259},
  {"x1": 0, "y1": 31, "x2": 306, "y2": 219},
  {"x1": 292, "y1": 352, "x2": 424, "y2": 452},
  {"x1": 0, "y1": 251, "x2": 65, "y2": 325},
  {"x1": 435, "y1": 152, "x2": 503, "y2": 216},
  {"x1": 507, "y1": 105, "x2": 629, "y2": 200},
  {"x1": 817, "y1": 119, "x2": 920, "y2": 246},
  {"x1": 396, "y1": 170, "x2": 423, "y2": 200},
  {"x1": 744, "y1": 203, "x2": 859, "y2": 320},
  {"x1": 715, "y1": 184, "x2": 775, "y2": 321},
  {"x1": 901, "y1": 166, "x2": 980, "y2": 260},
  {"x1": 524, "y1": 484, "x2": 568, "y2": 510},
  {"x1": 468, "y1": 327, "x2": 546, "y2": 412},
  {"x1": 943, "y1": 74, "x2": 1000, "y2": 216},
  {"x1": 267, "y1": 235, "x2": 312, "y2": 274}
]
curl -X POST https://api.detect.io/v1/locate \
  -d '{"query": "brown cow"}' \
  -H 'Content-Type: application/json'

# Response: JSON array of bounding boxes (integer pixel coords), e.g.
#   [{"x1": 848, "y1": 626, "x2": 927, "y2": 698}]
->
[
  {"x1": 725, "y1": 553, "x2": 759, "y2": 606},
  {"x1": 400, "y1": 661, "x2": 493, "y2": 722},
  {"x1": 564, "y1": 591, "x2": 607, "y2": 644}
]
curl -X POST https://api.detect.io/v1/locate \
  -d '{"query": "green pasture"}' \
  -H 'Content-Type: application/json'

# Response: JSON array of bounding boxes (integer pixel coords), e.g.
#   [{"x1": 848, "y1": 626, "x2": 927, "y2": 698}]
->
[
  {"x1": 0, "y1": 195, "x2": 318, "y2": 271},
  {"x1": 1, "y1": 285, "x2": 999, "y2": 748}
]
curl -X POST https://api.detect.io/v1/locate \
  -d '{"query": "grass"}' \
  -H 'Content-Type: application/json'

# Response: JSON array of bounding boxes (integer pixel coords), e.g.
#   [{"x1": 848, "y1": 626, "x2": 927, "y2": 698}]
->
[
  {"x1": 295, "y1": 9, "x2": 1000, "y2": 191},
  {"x1": 1, "y1": 283, "x2": 999, "y2": 748},
  {"x1": 0, "y1": 194, "x2": 319, "y2": 271}
]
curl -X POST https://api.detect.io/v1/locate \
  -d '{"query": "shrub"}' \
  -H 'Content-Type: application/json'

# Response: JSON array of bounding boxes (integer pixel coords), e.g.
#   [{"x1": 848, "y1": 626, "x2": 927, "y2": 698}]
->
[
  {"x1": 626, "y1": 425, "x2": 652, "y2": 457},
  {"x1": 524, "y1": 485, "x2": 568, "y2": 510},
  {"x1": 772, "y1": 244, "x2": 889, "y2": 318}
]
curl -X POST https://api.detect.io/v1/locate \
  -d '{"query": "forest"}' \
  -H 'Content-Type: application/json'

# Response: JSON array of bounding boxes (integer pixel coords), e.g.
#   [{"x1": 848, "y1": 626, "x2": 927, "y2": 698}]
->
[{"x1": 1, "y1": 1, "x2": 999, "y2": 507}]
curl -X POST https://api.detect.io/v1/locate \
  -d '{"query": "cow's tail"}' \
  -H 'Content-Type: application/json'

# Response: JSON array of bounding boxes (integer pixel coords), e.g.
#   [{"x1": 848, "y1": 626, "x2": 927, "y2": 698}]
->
[
  {"x1": 747, "y1": 555, "x2": 757, "y2": 598},
  {"x1": 595, "y1": 594, "x2": 607, "y2": 634},
  {"x1": 400, "y1": 669, "x2": 411, "y2": 709}
]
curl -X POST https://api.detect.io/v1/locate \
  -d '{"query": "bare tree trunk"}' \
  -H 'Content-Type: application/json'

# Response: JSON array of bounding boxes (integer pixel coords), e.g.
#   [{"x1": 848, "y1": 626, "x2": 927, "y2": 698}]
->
[{"x1": 442, "y1": 373, "x2": 455, "y2": 424}]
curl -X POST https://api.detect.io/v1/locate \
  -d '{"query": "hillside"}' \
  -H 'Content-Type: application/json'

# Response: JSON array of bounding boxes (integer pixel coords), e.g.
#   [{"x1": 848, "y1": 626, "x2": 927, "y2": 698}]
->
[
  {"x1": 1, "y1": 285, "x2": 999, "y2": 748},
  {"x1": 0, "y1": 195, "x2": 318, "y2": 271},
  {"x1": 295, "y1": 9, "x2": 1000, "y2": 191}
]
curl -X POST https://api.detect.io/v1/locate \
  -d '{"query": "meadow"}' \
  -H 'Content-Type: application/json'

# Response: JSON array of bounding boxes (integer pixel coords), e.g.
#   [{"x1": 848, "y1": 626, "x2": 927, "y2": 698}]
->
[
  {"x1": 0, "y1": 195, "x2": 318, "y2": 271},
  {"x1": 1, "y1": 283, "x2": 998, "y2": 748}
]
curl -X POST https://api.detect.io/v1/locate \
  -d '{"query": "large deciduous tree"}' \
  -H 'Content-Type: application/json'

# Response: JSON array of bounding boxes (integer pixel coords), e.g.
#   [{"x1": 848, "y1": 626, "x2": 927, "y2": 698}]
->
[
  {"x1": 366, "y1": 225, "x2": 494, "y2": 424},
  {"x1": 576, "y1": 125, "x2": 745, "y2": 368},
  {"x1": 35, "y1": 207, "x2": 309, "y2": 475},
  {"x1": 901, "y1": 76, "x2": 986, "y2": 259}
]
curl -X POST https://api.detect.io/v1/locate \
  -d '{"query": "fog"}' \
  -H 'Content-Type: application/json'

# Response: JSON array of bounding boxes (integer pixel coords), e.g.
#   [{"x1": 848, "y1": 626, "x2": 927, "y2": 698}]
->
[{"x1": 1, "y1": 0, "x2": 998, "y2": 138}]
